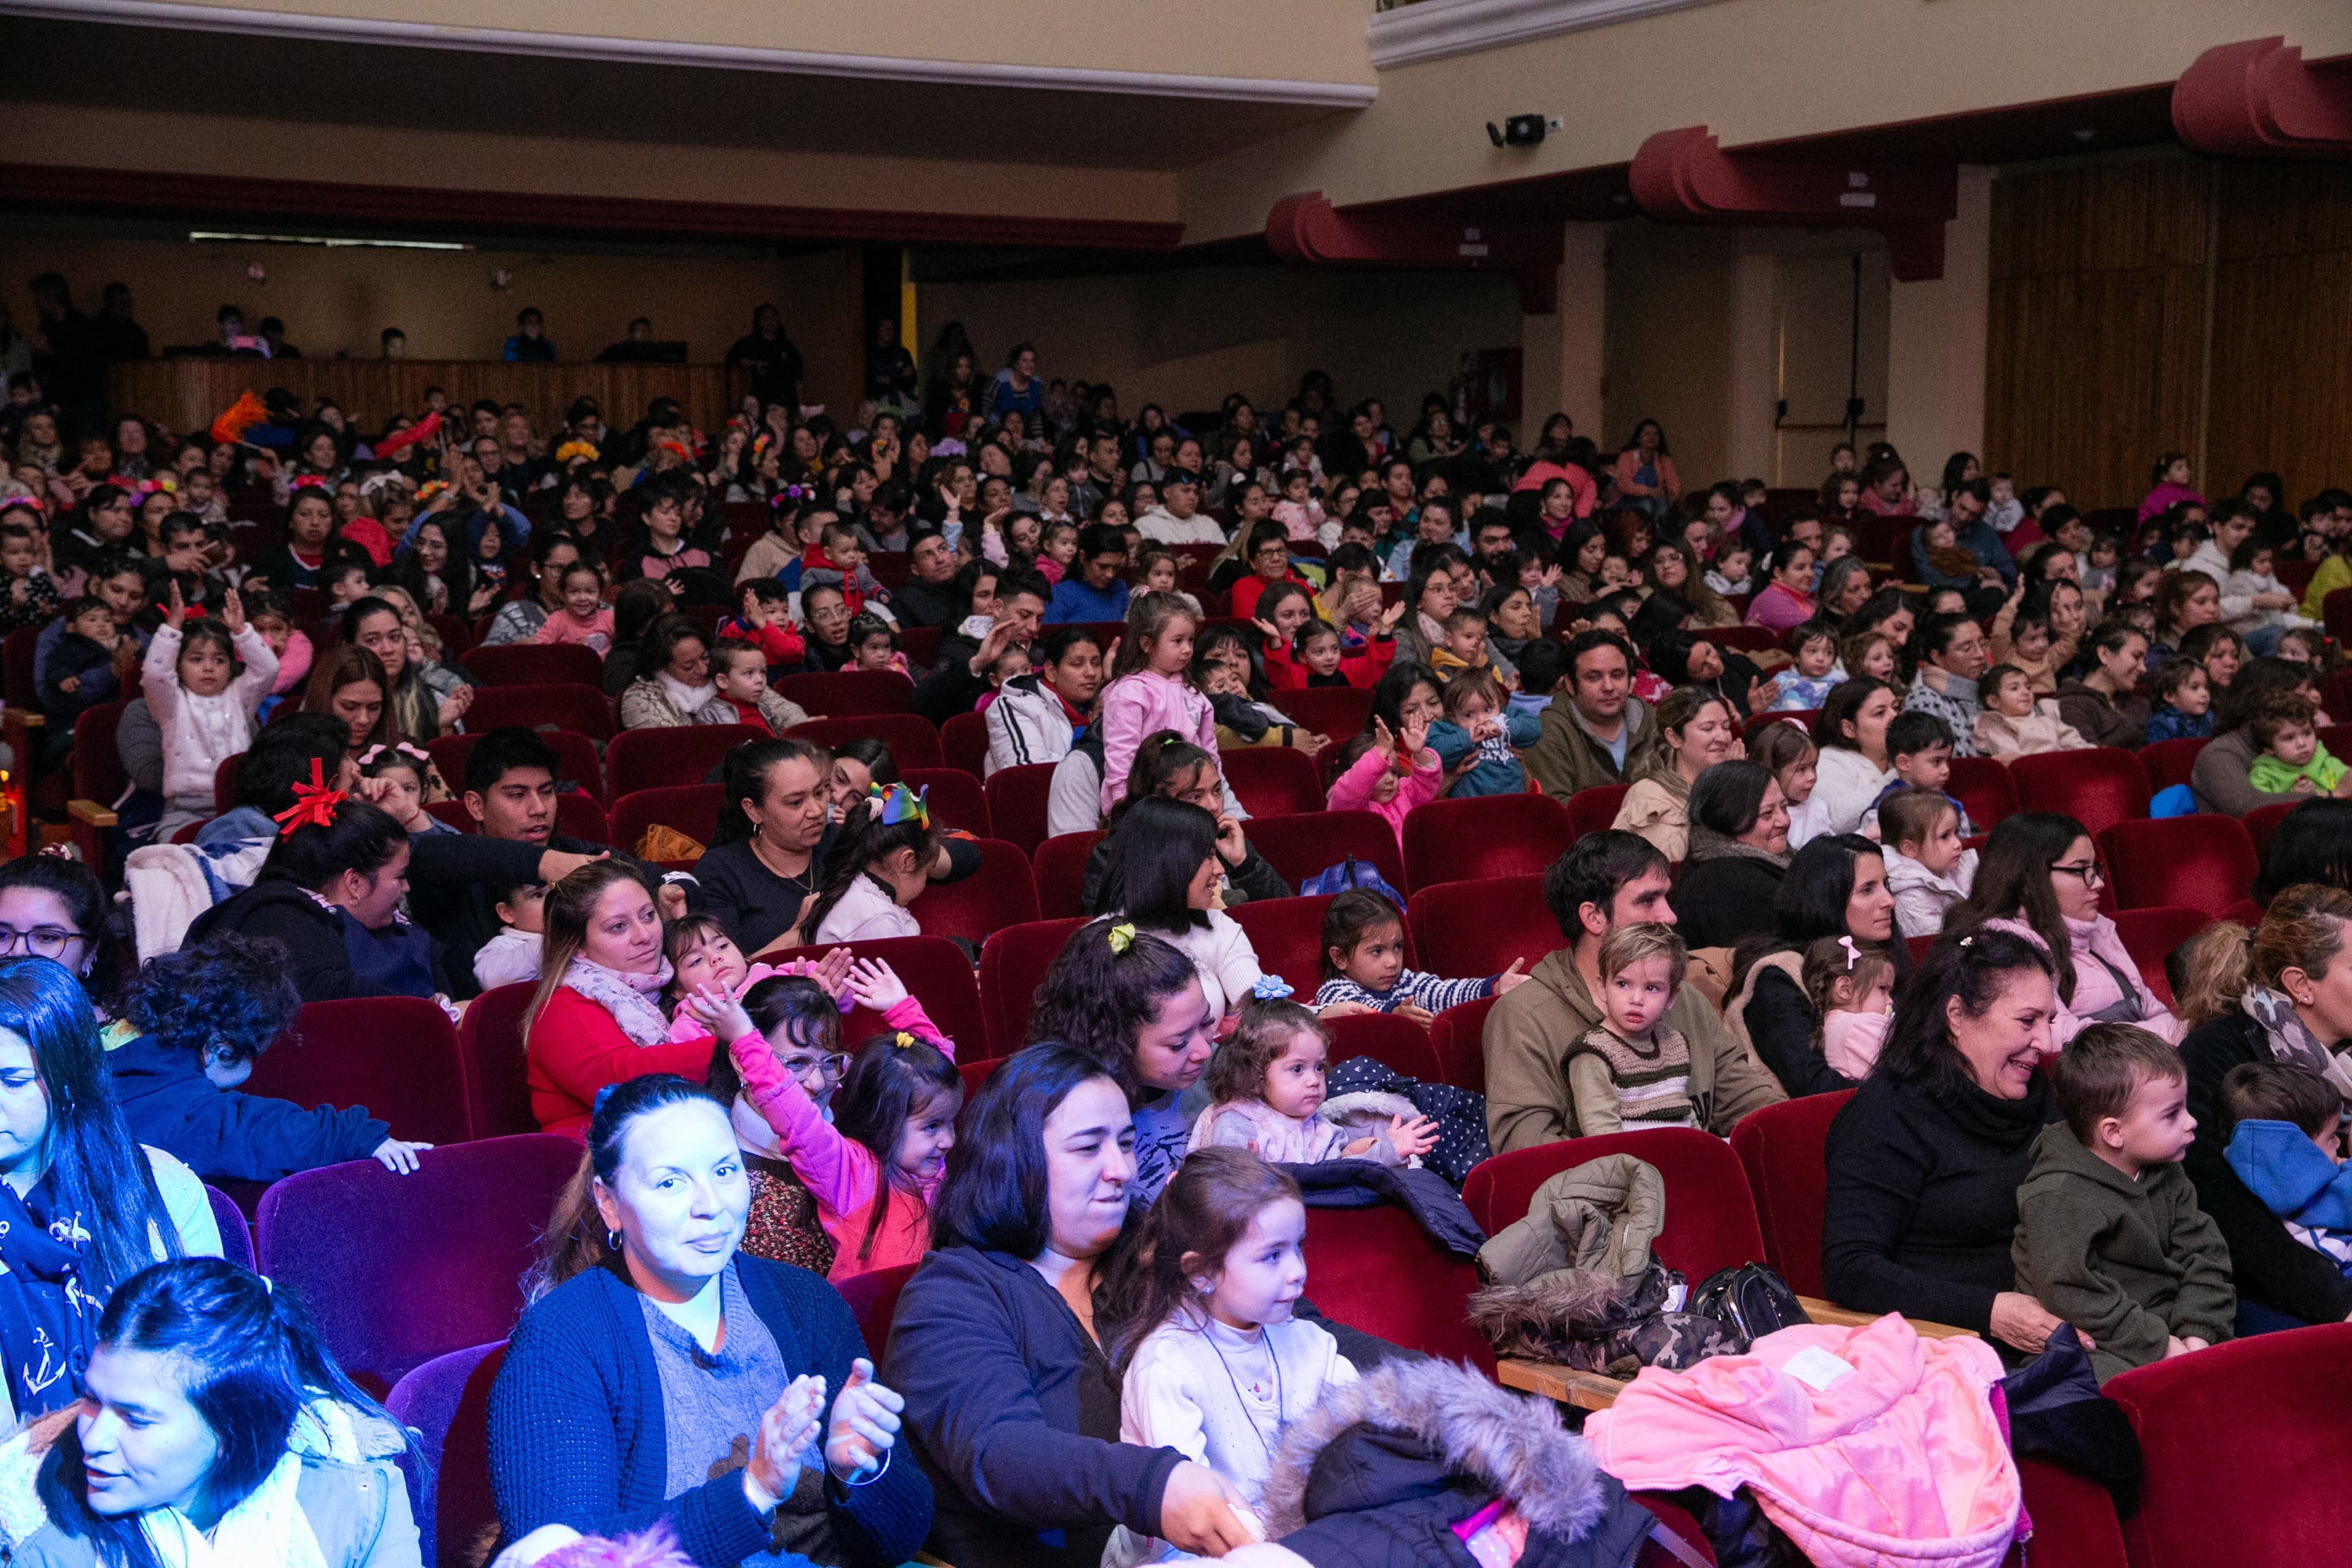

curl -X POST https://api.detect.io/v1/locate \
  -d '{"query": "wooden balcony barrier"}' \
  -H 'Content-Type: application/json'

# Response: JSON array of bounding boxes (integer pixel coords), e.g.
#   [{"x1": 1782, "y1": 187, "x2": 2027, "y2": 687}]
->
[{"x1": 110, "y1": 358, "x2": 760, "y2": 440}]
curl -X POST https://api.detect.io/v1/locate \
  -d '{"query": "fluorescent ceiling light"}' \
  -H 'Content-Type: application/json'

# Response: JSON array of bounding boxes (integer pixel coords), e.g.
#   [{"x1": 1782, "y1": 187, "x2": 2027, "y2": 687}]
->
[{"x1": 188, "y1": 231, "x2": 473, "y2": 251}]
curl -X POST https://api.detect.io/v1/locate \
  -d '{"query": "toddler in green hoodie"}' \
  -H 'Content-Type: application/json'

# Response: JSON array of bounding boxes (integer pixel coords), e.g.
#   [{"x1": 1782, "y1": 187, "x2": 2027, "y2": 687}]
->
[{"x1": 2013, "y1": 1022, "x2": 2235, "y2": 1383}]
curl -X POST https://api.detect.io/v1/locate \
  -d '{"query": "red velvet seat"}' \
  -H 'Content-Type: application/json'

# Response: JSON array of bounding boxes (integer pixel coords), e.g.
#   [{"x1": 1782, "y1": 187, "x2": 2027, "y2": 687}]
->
[
  {"x1": 424, "y1": 792, "x2": 608, "y2": 844},
  {"x1": 1244, "y1": 811, "x2": 1407, "y2": 902},
  {"x1": 2010, "y1": 748, "x2": 2149, "y2": 840},
  {"x1": 2242, "y1": 800, "x2": 2296, "y2": 860},
  {"x1": 1742, "y1": 710, "x2": 1816, "y2": 742},
  {"x1": 1708, "y1": 626, "x2": 1780, "y2": 654},
  {"x1": 256, "y1": 1134, "x2": 579, "y2": 1391},
  {"x1": 2111, "y1": 906, "x2": 2216, "y2": 1005},
  {"x1": 901, "y1": 624, "x2": 942, "y2": 671},
  {"x1": 608, "y1": 784, "x2": 724, "y2": 857},
  {"x1": 1407, "y1": 875, "x2": 1563, "y2": 983},
  {"x1": 981, "y1": 764, "x2": 1058, "y2": 854},
  {"x1": 428, "y1": 729, "x2": 605, "y2": 804},
  {"x1": 786, "y1": 714, "x2": 945, "y2": 771},
  {"x1": 608, "y1": 724, "x2": 765, "y2": 797},
  {"x1": 1403, "y1": 794, "x2": 1573, "y2": 891},
  {"x1": 2105, "y1": 1322, "x2": 2352, "y2": 1568},
  {"x1": 1726, "y1": 1089, "x2": 1854, "y2": 1298},
  {"x1": 1265, "y1": 686, "x2": 1374, "y2": 739},
  {"x1": 2137, "y1": 736, "x2": 2210, "y2": 794},
  {"x1": 753, "y1": 935, "x2": 987, "y2": 1053},
  {"x1": 1218, "y1": 746, "x2": 1324, "y2": 818},
  {"x1": 465, "y1": 683, "x2": 615, "y2": 741},
  {"x1": 1463, "y1": 1129, "x2": 1766, "y2": 1283},
  {"x1": 456, "y1": 982, "x2": 539, "y2": 1141},
  {"x1": 940, "y1": 711, "x2": 990, "y2": 779},
  {"x1": 1428, "y1": 993, "x2": 1497, "y2": 1093},
  {"x1": 908, "y1": 837, "x2": 1039, "y2": 944},
  {"x1": 207, "y1": 1185, "x2": 254, "y2": 1271},
  {"x1": 1323, "y1": 1012, "x2": 1444, "y2": 1082},
  {"x1": 2323, "y1": 723, "x2": 2352, "y2": 764},
  {"x1": 2100, "y1": 815, "x2": 2256, "y2": 917},
  {"x1": 956, "y1": 1055, "x2": 1002, "y2": 1106},
  {"x1": 463, "y1": 644, "x2": 604, "y2": 689},
  {"x1": 1227, "y1": 895, "x2": 1355, "y2": 1000},
  {"x1": 2326, "y1": 588, "x2": 2352, "y2": 646},
  {"x1": 902, "y1": 768, "x2": 991, "y2": 837},
  {"x1": 1945, "y1": 756, "x2": 2020, "y2": 833},
  {"x1": 976, "y1": 917, "x2": 1088, "y2": 1059},
  {"x1": 245, "y1": 998, "x2": 474, "y2": 1148},
  {"x1": 67, "y1": 698, "x2": 129, "y2": 869},
  {"x1": 775, "y1": 670, "x2": 916, "y2": 717},
  {"x1": 835, "y1": 1261, "x2": 920, "y2": 1359},
  {"x1": 2013, "y1": 1457, "x2": 2128, "y2": 1568},
  {"x1": 385, "y1": 1341, "x2": 504, "y2": 1568},
  {"x1": 1563, "y1": 783, "x2": 1632, "y2": 843},
  {"x1": 1031, "y1": 831, "x2": 1102, "y2": 920},
  {"x1": 1301, "y1": 1203, "x2": 1492, "y2": 1371}
]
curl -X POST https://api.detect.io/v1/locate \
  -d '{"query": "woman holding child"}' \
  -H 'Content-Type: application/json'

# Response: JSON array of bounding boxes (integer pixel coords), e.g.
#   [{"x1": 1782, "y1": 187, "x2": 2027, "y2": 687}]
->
[{"x1": 1722, "y1": 834, "x2": 1898, "y2": 1099}]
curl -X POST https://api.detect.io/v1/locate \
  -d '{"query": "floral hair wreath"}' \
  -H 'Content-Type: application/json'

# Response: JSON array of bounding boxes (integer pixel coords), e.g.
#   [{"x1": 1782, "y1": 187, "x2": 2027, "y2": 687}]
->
[
  {"x1": 414, "y1": 480, "x2": 450, "y2": 506},
  {"x1": 272, "y1": 758, "x2": 347, "y2": 837},
  {"x1": 555, "y1": 440, "x2": 600, "y2": 464}
]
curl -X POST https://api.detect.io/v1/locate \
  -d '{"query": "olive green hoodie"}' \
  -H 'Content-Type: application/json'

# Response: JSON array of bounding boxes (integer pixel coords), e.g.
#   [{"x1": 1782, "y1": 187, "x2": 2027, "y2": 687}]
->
[
  {"x1": 1523, "y1": 695, "x2": 1661, "y2": 801},
  {"x1": 2012, "y1": 1121, "x2": 2236, "y2": 1384}
]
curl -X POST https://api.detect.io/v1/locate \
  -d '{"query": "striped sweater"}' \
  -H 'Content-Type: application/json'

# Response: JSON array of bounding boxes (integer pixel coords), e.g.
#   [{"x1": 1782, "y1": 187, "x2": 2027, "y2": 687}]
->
[
  {"x1": 1570, "y1": 1024, "x2": 1695, "y2": 1128},
  {"x1": 1312, "y1": 969, "x2": 1494, "y2": 1015}
]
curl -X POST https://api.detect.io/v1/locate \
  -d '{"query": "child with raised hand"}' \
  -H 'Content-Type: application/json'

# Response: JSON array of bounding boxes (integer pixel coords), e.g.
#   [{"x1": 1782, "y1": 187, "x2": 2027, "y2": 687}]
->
[
  {"x1": 719, "y1": 579, "x2": 808, "y2": 672},
  {"x1": 1323, "y1": 714, "x2": 1442, "y2": 849},
  {"x1": 2013, "y1": 1023, "x2": 2234, "y2": 1384},
  {"x1": 1260, "y1": 601, "x2": 1404, "y2": 691},
  {"x1": 2248, "y1": 693, "x2": 2348, "y2": 797},
  {"x1": 2140, "y1": 656, "x2": 2214, "y2": 744},
  {"x1": 1098, "y1": 590, "x2": 1216, "y2": 816},
  {"x1": 1312, "y1": 887, "x2": 1527, "y2": 1022},
  {"x1": 1878, "y1": 786, "x2": 1976, "y2": 939},
  {"x1": 2220, "y1": 1060, "x2": 2352, "y2": 1276},
  {"x1": 700, "y1": 954, "x2": 960, "y2": 1282},
  {"x1": 141, "y1": 583, "x2": 278, "y2": 836},
  {"x1": 1189, "y1": 991, "x2": 1439, "y2": 1165},
  {"x1": 810, "y1": 781, "x2": 942, "y2": 944},
  {"x1": 1104, "y1": 1149, "x2": 1359, "y2": 1566},
  {"x1": 1426, "y1": 668, "x2": 1539, "y2": 797},
  {"x1": 355, "y1": 740, "x2": 453, "y2": 837},
  {"x1": 531, "y1": 561, "x2": 615, "y2": 652},
  {"x1": 659, "y1": 913, "x2": 791, "y2": 1041},
  {"x1": 1972, "y1": 662, "x2": 2094, "y2": 758},
  {"x1": 1564, "y1": 923, "x2": 1697, "y2": 1135},
  {"x1": 1803, "y1": 933, "x2": 1896, "y2": 1079},
  {"x1": 1764, "y1": 620, "x2": 1840, "y2": 711}
]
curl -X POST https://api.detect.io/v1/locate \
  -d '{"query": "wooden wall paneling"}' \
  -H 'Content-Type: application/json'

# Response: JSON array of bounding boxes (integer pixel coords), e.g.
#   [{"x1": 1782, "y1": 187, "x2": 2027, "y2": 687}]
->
[
  {"x1": 2205, "y1": 163, "x2": 2352, "y2": 506},
  {"x1": 107, "y1": 359, "x2": 758, "y2": 441}
]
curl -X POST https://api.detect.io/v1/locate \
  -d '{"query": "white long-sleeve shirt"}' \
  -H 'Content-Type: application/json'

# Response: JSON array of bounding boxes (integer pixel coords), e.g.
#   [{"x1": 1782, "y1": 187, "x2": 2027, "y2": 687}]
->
[
  {"x1": 1810, "y1": 745, "x2": 1898, "y2": 839},
  {"x1": 1128, "y1": 910, "x2": 1263, "y2": 1019},
  {"x1": 140, "y1": 623, "x2": 278, "y2": 808}
]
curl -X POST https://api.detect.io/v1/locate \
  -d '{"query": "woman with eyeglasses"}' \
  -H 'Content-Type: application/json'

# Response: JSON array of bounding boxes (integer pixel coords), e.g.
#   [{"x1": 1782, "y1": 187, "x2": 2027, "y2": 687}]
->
[
  {"x1": 1946, "y1": 811, "x2": 2185, "y2": 1046},
  {"x1": 0, "y1": 854, "x2": 121, "y2": 1014}
]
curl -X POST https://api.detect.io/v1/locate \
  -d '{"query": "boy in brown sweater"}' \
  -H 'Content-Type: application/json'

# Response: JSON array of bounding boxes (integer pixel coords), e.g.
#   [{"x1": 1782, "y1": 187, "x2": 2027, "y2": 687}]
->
[{"x1": 2013, "y1": 1023, "x2": 2235, "y2": 1383}]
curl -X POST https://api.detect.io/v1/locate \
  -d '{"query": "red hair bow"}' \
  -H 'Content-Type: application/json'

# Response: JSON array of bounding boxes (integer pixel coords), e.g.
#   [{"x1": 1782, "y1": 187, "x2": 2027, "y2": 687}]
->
[{"x1": 272, "y1": 758, "x2": 346, "y2": 836}]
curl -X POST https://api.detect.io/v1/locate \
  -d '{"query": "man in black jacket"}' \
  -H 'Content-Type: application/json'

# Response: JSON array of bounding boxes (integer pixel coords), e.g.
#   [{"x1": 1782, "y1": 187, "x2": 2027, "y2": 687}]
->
[
  {"x1": 913, "y1": 573, "x2": 1049, "y2": 726},
  {"x1": 891, "y1": 529, "x2": 967, "y2": 630}
]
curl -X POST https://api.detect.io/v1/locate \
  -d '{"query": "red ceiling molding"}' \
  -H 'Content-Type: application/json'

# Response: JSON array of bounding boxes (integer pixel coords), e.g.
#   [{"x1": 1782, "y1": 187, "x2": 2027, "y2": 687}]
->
[
  {"x1": 1265, "y1": 190, "x2": 1564, "y2": 311},
  {"x1": 0, "y1": 162, "x2": 1185, "y2": 251},
  {"x1": 2173, "y1": 37, "x2": 2352, "y2": 158},
  {"x1": 1628, "y1": 126, "x2": 1958, "y2": 281}
]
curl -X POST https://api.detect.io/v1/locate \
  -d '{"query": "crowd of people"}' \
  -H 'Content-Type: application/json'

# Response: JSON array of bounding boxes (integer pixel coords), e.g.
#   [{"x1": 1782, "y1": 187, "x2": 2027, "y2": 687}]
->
[{"x1": 0, "y1": 273, "x2": 2349, "y2": 1566}]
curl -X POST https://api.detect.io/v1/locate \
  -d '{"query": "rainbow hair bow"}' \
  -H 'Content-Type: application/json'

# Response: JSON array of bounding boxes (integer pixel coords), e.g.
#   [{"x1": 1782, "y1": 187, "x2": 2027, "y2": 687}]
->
[{"x1": 866, "y1": 781, "x2": 929, "y2": 829}]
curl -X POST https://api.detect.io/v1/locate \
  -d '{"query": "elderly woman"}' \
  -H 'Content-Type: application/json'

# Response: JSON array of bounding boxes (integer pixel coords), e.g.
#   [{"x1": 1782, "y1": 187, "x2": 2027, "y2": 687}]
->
[
  {"x1": 1667, "y1": 760, "x2": 1790, "y2": 949},
  {"x1": 1947, "y1": 812, "x2": 2184, "y2": 1047},
  {"x1": 1610, "y1": 688, "x2": 1742, "y2": 862},
  {"x1": 884, "y1": 1044, "x2": 1255, "y2": 1568},
  {"x1": 2174, "y1": 884, "x2": 2352, "y2": 1331},
  {"x1": 1821, "y1": 929, "x2": 2072, "y2": 1352},
  {"x1": 1722, "y1": 834, "x2": 1899, "y2": 1099},
  {"x1": 492, "y1": 1074, "x2": 930, "y2": 1565}
]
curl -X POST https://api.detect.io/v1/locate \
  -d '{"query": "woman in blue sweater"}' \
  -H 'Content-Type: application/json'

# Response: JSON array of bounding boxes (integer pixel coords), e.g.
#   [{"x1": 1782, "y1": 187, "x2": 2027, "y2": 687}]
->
[
  {"x1": 488, "y1": 1074, "x2": 929, "y2": 1568},
  {"x1": 884, "y1": 1044, "x2": 1254, "y2": 1568}
]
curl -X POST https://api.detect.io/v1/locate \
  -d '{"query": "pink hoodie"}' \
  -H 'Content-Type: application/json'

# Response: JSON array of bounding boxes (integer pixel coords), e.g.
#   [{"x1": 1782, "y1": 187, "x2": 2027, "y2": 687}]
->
[
  {"x1": 1586, "y1": 1316, "x2": 2022, "y2": 1568},
  {"x1": 1325, "y1": 744, "x2": 1442, "y2": 848},
  {"x1": 1096, "y1": 666, "x2": 1216, "y2": 815}
]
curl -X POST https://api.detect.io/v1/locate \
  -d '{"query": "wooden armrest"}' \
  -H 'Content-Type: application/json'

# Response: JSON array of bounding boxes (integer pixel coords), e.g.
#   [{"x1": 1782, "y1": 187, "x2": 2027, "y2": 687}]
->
[
  {"x1": 1497, "y1": 1357, "x2": 1626, "y2": 1411},
  {"x1": 2, "y1": 710, "x2": 42, "y2": 728},
  {"x1": 67, "y1": 800, "x2": 116, "y2": 828},
  {"x1": 1797, "y1": 1295, "x2": 1976, "y2": 1339}
]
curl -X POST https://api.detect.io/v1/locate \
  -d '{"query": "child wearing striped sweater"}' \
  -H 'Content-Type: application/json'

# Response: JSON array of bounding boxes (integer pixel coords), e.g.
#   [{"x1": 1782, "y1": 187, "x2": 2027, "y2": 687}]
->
[
  {"x1": 1308, "y1": 889, "x2": 1528, "y2": 1023},
  {"x1": 1565, "y1": 923, "x2": 1697, "y2": 1135}
]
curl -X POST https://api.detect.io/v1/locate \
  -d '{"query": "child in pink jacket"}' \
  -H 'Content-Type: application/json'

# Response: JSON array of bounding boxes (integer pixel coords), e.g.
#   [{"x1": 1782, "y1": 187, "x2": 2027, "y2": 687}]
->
[
  {"x1": 1324, "y1": 715, "x2": 1441, "y2": 847},
  {"x1": 1096, "y1": 593, "x2": 1216, "y2": 815}
]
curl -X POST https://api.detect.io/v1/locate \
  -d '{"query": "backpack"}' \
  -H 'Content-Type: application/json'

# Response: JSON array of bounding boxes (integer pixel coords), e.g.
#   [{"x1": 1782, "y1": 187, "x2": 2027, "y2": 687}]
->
[
  {"x1": 1689, "y1": 1263, "x2": 1809, "y2": 1345},
  {"x1": 1299, "y1": 857, "x2": 1406, "y2": 910}
]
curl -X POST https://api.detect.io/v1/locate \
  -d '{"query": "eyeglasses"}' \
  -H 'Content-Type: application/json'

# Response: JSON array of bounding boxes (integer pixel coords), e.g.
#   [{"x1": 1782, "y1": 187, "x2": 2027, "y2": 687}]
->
[
  {"x1": 2049, "y1": 860, "x2": 2107, "y2": 887},
  {"x1": 780, "y1": 1052, "x2": 851, "y2": 1084},
  {"x1": 0, "y1": 925, "x2": 87, "y2": 960}
]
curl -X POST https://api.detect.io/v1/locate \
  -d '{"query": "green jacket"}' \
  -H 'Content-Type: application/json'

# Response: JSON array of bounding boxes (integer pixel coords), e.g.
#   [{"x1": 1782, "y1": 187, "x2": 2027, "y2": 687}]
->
[
  {"x1": 1523, "y1": 696, "x2": 1660, "y2": 801},
  {"x1": 2012, "y1": 1123, "x2": 2236, "y2": 1384},
  {"x1": 1483, "y1": 948, "x2": 1785, "y2": 1152}
]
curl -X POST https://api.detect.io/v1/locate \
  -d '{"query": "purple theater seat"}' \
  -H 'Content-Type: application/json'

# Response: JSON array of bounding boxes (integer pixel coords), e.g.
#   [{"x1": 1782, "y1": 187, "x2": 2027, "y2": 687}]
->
[
  {"x1": 206, "y1": 1184, "x2": 254, "y2": 1271},
  {"x1": 385, "y1": 1341, "x2": 506, "y2": 1568}
]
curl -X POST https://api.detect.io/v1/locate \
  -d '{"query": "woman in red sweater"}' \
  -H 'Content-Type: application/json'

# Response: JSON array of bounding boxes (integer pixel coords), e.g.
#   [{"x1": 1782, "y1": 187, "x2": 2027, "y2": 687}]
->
[{"x1": 526, "y1": 861, "x2": 737, "y2": 1137}]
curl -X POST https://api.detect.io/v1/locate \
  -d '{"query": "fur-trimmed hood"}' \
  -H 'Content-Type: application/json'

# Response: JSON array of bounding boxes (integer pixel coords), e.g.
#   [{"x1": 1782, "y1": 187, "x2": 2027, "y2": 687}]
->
[{"x1": 1255, "y1": 1357, "x2": 1610, "y2": 1544}]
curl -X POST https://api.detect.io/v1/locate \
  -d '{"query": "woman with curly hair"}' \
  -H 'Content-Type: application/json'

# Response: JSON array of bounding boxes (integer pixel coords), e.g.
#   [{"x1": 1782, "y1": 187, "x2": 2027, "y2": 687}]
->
[{"x1": 107, "y1": 933, "x2": 433, "y2": 1183}]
